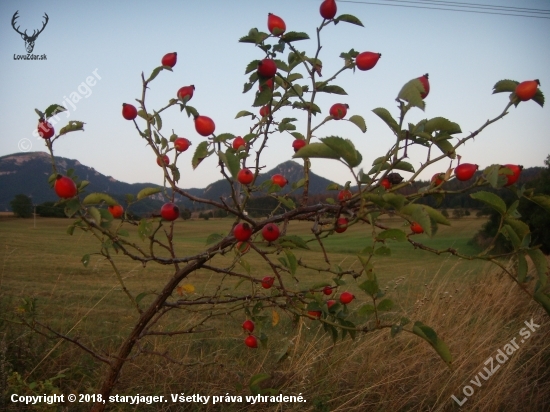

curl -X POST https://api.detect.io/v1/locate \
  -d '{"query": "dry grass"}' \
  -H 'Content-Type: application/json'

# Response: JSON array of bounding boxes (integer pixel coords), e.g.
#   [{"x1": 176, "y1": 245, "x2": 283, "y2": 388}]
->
[{"x1": 1, "y1": 218, "x2": 549, "y2": 411}]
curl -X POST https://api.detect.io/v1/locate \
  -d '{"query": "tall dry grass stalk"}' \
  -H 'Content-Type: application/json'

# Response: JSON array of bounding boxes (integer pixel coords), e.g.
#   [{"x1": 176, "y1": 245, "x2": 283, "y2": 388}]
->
[{"x1": 103, "y1": 261, "x2": 549, "y2": 411}]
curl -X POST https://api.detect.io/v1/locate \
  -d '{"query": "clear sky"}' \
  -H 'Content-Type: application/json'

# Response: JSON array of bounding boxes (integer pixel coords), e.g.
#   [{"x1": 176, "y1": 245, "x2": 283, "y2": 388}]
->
[{"x1": 1, "y1": 0, "x2": 549, "y2": 189}]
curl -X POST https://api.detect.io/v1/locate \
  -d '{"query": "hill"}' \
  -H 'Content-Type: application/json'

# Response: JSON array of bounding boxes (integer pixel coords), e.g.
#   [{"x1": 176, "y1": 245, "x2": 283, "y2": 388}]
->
[{"x1": 0, "y1": 152, "x2": 336, "y2": 215}]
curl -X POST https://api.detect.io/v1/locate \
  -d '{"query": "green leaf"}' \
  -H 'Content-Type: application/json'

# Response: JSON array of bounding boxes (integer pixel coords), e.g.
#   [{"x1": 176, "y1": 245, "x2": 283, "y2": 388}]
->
[
  {"x1": 357, "y1": 304, "x2": 375, "y2": 317},
  {"x1": 393, "y1": 161, "x2": 415, "y2": 173},
  {"x1": 277, "y1": 196, "x2": 295, "y2": 210},
  {"x1": 81, "y1": 254, "x2": 90, "y2": 268},
  {"x1": 88, "y1": 206, "x2": 102, "y2": 225},
  {"x1": 412, "y1": 321, "x2": 452, "y2": 366},
  {"x1": 372, "y1": 108, "x2": 399, "y2": 134},
  {"x1": 219, "y1": 150, "x2": 240, "y2": 179},
  {"x1": 424, "y1": 117, "x2": 461, "y2": 134},
  {"x1": 504, "y1": 217, "x2": 530, "y2": 240},
  {"x1": 64, "y1": 198, "x2": 80, "y2": 217},
  {"x1": 433, "y1": 139, "x2": 456, "y2": 159},
  {"x1": 281, "y1": 31, "x2": 310, "y2": 43},
  {"x1": 138, "y1": 218, "x2": 153, "y2": 241},
  {"x1": 492, "y1": 79, "x2": 519, "y2": 94},
  {"x1": 335, "y1": 14, "x2": 364, "y2": 26},
  {"x1": 154, "y1": 111, "x2": 162, "y2": 131},
  {"x1": 315, "y1": 83, "x2": 347, "y2": 95},
  {"x1": 82, "y1": 193, "x2": 117, "y2": 206},
  {"x1": 470, "y1": 191, "x2": 506, "y2": 215},
  {"x1": 292, "y1": 142, "x2": 340, "y2": 160},
  {"x1": 401, "y1": 204, "x2": 432, "y2": 236},
  {"x1": 377, "y1": 299, "x2": 394, "y2": 311},
  {"x1": 502, "y1": 224, "x2": 521, "y2": 249},
  {"x1": 526, "y1": 249, "x2": 548, "y2": 283},
  {"x1": 374, "y1": 246, "x2": 391, "y2": 256},
  {"x1": 382, "y1": 193, "x2": 406, "y2": 210},
  {"x1": 359, "y1": 275, "x2": 379, "y2": 297},
  {"x1": 235, "y1": 110, "x2": 254, "y2": 119},
  {"x1": 277, "y1": 235, "x2": 310, "y2": 250},
  {"x1": 529, "y1": 195, "x2": 550, "y2": 214},
  {"x1": 321, "y1": 136, "x2": 362, "y2": 168},
  {"x1": 532, "y1": 89, "x2": 545, "y2": 108},
  {"x1": 397, "y1": 78, "x2": 426, "y2": 111},
  {"x1": 347, "y1": 115, "x2": 367, "y2": 133},
  {"x1": 376, "y1": 229, "x2": 407, "y2": 242},
  {"x1": 206, "y1": 233, "x2": 224, "y2": 245},
  {"x1": 66, "y1": 224, "x2": 75, "y2": 235},
  {"x1": 421, "y1": 205, "x2": 451, "y2": 226},
  {"x1": 284, "y1": 250, "x2": 298, "y2": 275},
  {"x1": 253, "y1": 87, "x2": 272, "y2": 107},
  {"x1": 137, "y1": 187, "x2": 161, "y2": 200},
  {"x1": 185, "y1": 105, "x2": 199, "y2": 118},
  {"x1": 44, "y1": 104, "x2": 66, "y2": 118},
  {"x1": 147, "y1": 66, "x2": 164, "y2": 82},
  {"x1": 192, "y1": 141, "x2": 210, "y2": 169},
  {"x1": 245, "y1": 59, "x2": 261, "y2": 74},
  {"x1": 58, "y1": 121, "x2": 85, "y2": 136}
]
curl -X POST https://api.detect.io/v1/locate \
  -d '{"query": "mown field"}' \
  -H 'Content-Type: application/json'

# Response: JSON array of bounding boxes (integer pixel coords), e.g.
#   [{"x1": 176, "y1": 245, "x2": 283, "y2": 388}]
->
[{"x1": 1, "y1": 216, "x2": 549, "y2": 411}]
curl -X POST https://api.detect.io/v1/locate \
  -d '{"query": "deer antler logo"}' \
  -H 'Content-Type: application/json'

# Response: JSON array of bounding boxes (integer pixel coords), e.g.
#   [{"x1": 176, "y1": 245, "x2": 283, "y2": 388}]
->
[{"x1": 11, "y1": 11, "x2": 49, "y2": 54}]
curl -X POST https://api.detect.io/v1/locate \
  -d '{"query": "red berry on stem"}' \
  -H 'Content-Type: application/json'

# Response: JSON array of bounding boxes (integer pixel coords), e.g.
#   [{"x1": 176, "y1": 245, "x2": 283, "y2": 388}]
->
[
  {"x1": 267, "y1": 13, "x2": 286, "y2": 36},
  {"x1": 418, "y1": 74, "x2": 430, "y2": 99},
  {"x1": 242, "y1": 320, "x2": 255, "y2": 333},
  {"x1": 431, "y1": 173, "x2": 444, "y2": 186},
  {"x1": 194, "y1": 115, "x2": 215, "y2": 136},
  {"x1": 271, "y1": 174, "x2": 287, "y2": 188},
  {"x1": 257, "y1": 58, "x2": 277, "y2": 78},
  {"x1": 410, "y1": 222, "x2": 424, "y2": 234},
  {"x1": 157, "y1": 155, "x2": 170, "y2": 167},
  {"x1": 37, "y1": 120, "x2": 54, "y2": 139},
  {"x1": 54, "y1": 175, "x2": 77, "y2": 199},
  {"x1": 355, "y1": 52, "x2": 381, "y2": 71},
  {"x1": 327, "y1": 299, "x2": 336, "y2": 309},
  {"x1": 262, "y1": 223, "x2": 280, "y2": 242},
  {"x1": 122, "y1": 103, "x2": 137, "y2": 121},
  {"x1": 108, "y1": 205, "x2": 124, "y2": 219},
  {"x1": 177, "y1": 85, "x2": 195, "y2": 102},
  {"x1": 339, "y1": 292, "x2": 354, "y2": 305},
  {"x1": 259, "y1": 105, "x2": 271, "y2": 117},
  {"x1": 320, "y1": 0, "x2": 337, "y2": 19},
  {"x1": 338, "y1": 189, "x2": 352, "y2": 202},
  {"x1": 261, "y1": 276, "x2": 275, "y2": 289},
  {"x1": 233, "y1": 223, "x2": 253, "y2": 241},
  {"x1": 323, "y1": 286, "x2": 333, "y2": 296},
  {"x1": 292, "y1": 139, "x2": 306, "y2": 153},
  {"x1": 160, "y1": 202, "x2": 179, "y2": 221},
  {"x1": 259, "y1": 78, "x2": 274, "y2": 92},
  {"x1": 500, "y1": 164, "x2": 523, "y2": 186},
  {"x1": 380, "y1": 178, "x2": 392, "y2": 190},
  {"x1": 335, "y1": 217, "x2": 348, "y2": 233},
  {"x1": 161, "y1": 52, "x2": 177, "y2": 68},
  {"x1": 233, "y1": 136, "x2": 246, "y2": 150},
  {"x1": 454, "y1": 163, "x2": 478, "y2": 181},
  {"x1": 308, "y1": 311, "x2": 322, "y2": 319},
  {"x1": 174, "y1": 137, "x2": 191, "y2": 152},
  {"x1": 515, "y1": 80, "x2": 540, "y2": 102},
  {"x1": 244, "y1": 335, "x2": 258, "y2": 348},
  {"x1": 237, "y1": 168, "x2": 254, "y2": 185},
  {"x1": 329, "y1": 103, "x2": 348, "y2": 120}
]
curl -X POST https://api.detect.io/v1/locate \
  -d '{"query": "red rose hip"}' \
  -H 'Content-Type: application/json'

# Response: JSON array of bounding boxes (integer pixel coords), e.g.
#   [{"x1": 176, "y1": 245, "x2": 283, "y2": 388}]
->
[{"x1": 54, "y1": 175, "x2": 77, "y2": 199}]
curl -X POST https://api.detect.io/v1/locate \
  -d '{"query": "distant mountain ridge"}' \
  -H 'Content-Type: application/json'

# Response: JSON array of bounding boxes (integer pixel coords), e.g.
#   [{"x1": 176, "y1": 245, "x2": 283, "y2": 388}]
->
[{"x1": 0, "y1": 152, "x2": 336, "y2": 213}]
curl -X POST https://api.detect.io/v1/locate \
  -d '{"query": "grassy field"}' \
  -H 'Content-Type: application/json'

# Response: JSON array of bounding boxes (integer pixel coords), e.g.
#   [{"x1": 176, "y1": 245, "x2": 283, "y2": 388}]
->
[{"x1": 1, "y1": 216, "x2": 549, "y2": 411}]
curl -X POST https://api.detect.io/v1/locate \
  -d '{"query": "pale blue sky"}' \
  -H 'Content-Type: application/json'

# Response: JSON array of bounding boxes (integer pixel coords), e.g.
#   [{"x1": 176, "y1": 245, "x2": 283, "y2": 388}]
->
[{"x1": 1, "y1": 0, "x2": 549, "y2": 188}]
